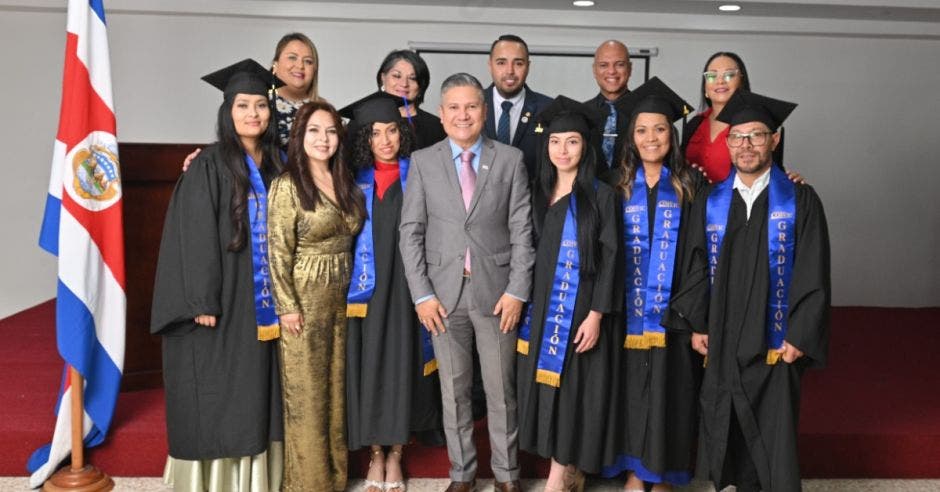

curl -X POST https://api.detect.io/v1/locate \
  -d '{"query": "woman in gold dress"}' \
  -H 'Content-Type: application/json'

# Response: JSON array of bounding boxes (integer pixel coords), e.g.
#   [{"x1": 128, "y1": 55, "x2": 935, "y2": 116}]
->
[{"x1": 266, "y1": 101, "x2": 365, "y2": 491}]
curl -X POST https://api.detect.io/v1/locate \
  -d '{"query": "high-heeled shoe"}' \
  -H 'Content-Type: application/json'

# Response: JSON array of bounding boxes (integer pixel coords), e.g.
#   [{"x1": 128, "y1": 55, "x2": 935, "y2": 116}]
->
[
  {"x1": 384, "y1": 449, "x2": 406, "y2": 492},
  {"x1": 363, "y1": 449, "x2": 385, "y2": 492}
]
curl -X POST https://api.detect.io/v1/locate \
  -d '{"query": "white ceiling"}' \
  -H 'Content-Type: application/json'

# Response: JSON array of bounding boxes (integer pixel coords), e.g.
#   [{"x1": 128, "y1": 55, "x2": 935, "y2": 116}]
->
[{"x1": 265, "y1": 0, "x2": 940, "y2": 23}]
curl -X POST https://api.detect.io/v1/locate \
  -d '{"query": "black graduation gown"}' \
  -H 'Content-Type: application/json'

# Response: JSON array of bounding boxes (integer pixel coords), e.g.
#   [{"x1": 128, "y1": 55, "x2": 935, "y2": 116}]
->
[
  {"x1": 602, "y1": 168, "x2": 705, "y2": 484},
  {"x1": 669, "y1": 181, "x2": 830, "y2": 492},
  {"x1": 516, "y1": 184, "x2": 619, "y2": 473},
  {"x1": 150, "y1": 145, "x2": 283, "y2": 460},
  {"x1": 407, "y1": 108, "x2": 447, "y2": 150},
  {"x1": 346, "y1": 178, "x2": 442, "y2": 449}
]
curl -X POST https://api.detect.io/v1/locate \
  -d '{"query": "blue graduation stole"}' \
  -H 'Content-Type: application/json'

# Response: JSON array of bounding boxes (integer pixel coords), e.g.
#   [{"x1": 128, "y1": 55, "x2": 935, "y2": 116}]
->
[
  {"x1": 245, "y1": 154, "x2": 279, "y2": 341},
  {"x1": 705, "y1": 166, "x2": 796, "y2": 365},
  {"x1": 344, "y1": 158, "x2": 437, "y2": 374},
  {"x1": 517, "y1": 195, "x2": 581, "y2": 388},
  {"x1": 623, "y1": 166, "x2": 681, "y2": 350}
]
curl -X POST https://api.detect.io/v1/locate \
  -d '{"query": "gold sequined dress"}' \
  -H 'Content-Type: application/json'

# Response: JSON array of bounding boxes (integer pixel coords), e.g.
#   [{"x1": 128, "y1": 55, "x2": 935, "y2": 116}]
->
[{"x1": 266, "y1": 174, "x2": 363, "y2": 492}]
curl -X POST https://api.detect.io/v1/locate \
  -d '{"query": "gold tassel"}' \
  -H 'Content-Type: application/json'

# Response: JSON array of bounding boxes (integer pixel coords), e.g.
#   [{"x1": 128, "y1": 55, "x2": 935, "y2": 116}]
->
[
  {"x1": 624, "y1": 331, "x2": 668, "y2": 350},
  {"x1": 346, "y1": 303, "x2": 368, "y2": 318},
  {"x1": 766, "y1": 349, "x2": 782, "y2": 365},
  {"x1": 516, "y1": 339, "x2": 530, "y2": 355},
  {"x1": 703, "y1": 355, "x2": 708, "y2": 368},
  {"x1": 257, "y1": 323, "x2": 280, "y2": 341},
  {"x1": 625, "y1": 334, "x2": 649, "y2": 349},
  {"x1": 423, "y1": 359, "x2": 438, "y2": 376},
  {"x1": 535, "y1": 369, "x2": 561, "y2": 388}
]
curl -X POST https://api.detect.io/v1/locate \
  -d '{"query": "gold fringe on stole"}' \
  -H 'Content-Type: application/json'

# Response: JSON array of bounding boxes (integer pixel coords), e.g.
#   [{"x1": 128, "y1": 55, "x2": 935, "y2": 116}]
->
[
  {"x1": 346, "y1": 303, "x2": 368, "y2": 318},
  {"x1": 257, "y1": 323, "x2": 280, "y2": 341},
  {"x1": 623, "y1": 331, "x2": 667, "y2": 349},
  {"x1": 423, "y1": 359, "x2": 438, "y2": 376},
  {"x1": 516, "y1": 339, "x2": 530, "y2": 355},
  {"x1": 766, "y1": 349, "x2": 782, "y2": 365},
  {"x1": 535, "y1": 368, "x2": 561, "y2": 387}
]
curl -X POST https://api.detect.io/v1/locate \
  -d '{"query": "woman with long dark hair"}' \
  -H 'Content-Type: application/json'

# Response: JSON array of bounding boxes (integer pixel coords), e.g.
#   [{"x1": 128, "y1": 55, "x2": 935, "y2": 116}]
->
[
  {"x1": 339, "y1": 93, "x2": 442, "y2": 492},
  {"x1": 516, "y1": 96, "x2": 619, "y2": 492},
  {"x1": 682, "y1": 51, "x2": 751, "y2": 183},
  {"x1": 602, "y1": 77, "x2": 704, "y2": 492},
  {"x1": 151, "y1": 59, "x2": 285, "y2": 491},
  {"x1": 266, "y1": 101, "x2": 365, "y2": 491}
]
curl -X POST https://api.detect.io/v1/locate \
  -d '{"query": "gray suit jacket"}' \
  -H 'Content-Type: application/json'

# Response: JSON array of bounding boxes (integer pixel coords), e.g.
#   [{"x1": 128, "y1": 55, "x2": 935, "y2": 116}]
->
[{"x1": 399, "y1": 136, "x2": 535, "y2": 314}]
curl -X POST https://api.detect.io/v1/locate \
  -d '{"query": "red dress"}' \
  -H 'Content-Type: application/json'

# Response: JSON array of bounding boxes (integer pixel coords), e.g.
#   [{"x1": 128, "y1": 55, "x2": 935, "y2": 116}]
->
[{"x1": 684, "y1": 108, "x2": 732, "y2": 183}]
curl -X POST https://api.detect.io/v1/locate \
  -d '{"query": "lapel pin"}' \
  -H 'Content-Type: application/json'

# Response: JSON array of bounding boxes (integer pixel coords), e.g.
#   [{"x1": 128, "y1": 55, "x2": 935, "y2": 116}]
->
[
  {"x1": 521, "y1": 111, "x2": 531, "y2": 124},
  {"x1": 534, "y1": 122, "x2": 543, "y2": 134}
]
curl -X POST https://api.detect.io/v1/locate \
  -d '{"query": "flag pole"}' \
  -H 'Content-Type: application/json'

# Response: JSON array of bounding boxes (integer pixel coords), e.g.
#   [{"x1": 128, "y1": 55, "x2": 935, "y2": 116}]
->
[{"x1": 42, "y1": 367, "x2": 114, "y2": 492}]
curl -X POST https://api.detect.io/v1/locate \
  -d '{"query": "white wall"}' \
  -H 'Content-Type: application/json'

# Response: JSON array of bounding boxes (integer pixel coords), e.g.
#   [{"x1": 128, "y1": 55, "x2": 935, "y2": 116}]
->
[{"x1": 1, "y1": 0, "x2": 938, "y2": 317}]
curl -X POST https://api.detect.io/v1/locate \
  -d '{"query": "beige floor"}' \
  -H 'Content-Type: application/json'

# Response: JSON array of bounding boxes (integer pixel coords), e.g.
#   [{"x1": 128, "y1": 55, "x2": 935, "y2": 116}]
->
[{"x1": 3, "y1": 477, "x2": 940, "y2": 491}]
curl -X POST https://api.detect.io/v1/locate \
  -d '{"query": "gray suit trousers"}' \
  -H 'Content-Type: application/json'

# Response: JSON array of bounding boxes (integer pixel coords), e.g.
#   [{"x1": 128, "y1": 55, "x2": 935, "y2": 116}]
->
[{"x1": 431, "y1": 277, "x2": 519, "y2": 483}]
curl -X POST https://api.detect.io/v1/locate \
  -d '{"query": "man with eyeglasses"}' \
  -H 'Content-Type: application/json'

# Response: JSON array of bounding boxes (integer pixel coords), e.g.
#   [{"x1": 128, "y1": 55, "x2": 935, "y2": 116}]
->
[
  {"x1": 668, "y1": 91, "x2": 831, "y2": 492},
  {"x1": 584, "y1": 39, "x2": 632, "y2": 171}
]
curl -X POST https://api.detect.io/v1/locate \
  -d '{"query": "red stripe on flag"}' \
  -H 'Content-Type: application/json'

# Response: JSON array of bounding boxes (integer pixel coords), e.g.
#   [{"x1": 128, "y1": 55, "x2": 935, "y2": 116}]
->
[
  {"x1": 57, "y1": 32, "x2": 116, "y2": 152},
  {"x1": 61, "y1": 191, "x2": 126, "y2": 290}
]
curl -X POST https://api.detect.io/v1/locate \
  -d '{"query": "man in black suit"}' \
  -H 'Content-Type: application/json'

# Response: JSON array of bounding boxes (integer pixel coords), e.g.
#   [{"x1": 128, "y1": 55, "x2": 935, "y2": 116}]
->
[
  {"x1": 483, "y1": 34, "x2": 552, "y2": 179},
  {"x1": 585, "y1": 39, "x2": 632, "y2": 171}
]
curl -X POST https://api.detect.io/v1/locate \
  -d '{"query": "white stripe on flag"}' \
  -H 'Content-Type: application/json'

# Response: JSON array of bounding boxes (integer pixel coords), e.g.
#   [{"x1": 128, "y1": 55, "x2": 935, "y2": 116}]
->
[
  {"x1": 28, "y1": 386, "x2": 94, "y2": 488},
  {"x1": 67, "y1": 0, "x2": 114, "y2": 112},
  {"x1": 46, "y1": 140, "x2": 67, "y2": 199},
  {"x1": 58, "y1": 210, "x2": 126, "y2": 369}
]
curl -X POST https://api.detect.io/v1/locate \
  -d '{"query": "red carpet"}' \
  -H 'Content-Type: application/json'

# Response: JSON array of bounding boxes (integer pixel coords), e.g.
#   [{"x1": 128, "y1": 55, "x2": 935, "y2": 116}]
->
[{"x1": 1, "y1": 301, "x2": 938, "y2": 478}]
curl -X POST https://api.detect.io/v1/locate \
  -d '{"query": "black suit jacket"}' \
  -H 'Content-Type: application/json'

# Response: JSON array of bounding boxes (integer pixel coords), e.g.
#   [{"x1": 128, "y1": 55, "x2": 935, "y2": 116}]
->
[
  {"x1": 484, "y1": 84, "x2": 552, "y2": 180},
  {"x1": 585, "y1": 92, "x2": 630, "y2": 172}
]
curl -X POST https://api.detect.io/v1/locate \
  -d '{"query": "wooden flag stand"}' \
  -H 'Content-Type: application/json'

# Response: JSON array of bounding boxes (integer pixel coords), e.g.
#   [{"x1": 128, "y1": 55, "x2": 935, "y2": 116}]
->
[{"x1": 43, "y1": 367, "x2": 114, "y2": 492}]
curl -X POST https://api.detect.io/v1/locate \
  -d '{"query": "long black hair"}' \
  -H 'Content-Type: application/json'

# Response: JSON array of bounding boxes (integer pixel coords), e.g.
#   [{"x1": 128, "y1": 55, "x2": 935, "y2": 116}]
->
[
  {"x1": 284, "y1": 101, "x2": 365, "y2": 220},
  {"x1": 216, "y1": 95, "x2": 284, "y2": 252},
  {"x1": 616, "y1": 115, "x2": 696, "y2": 205},
  {"x1": 533, "y1": 132, "x2": 601, "y2": 277},
  {"x1": 349, "y1": 120, "x2": 416, "y2": 170},
  {"x1": 699, "y1": 51, "x2": 751, "y2": 111}
]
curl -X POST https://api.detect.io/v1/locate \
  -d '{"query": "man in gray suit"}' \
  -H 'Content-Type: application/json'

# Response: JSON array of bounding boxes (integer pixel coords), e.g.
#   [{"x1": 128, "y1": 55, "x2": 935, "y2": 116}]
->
[{"x1": 400, "y1": 72, "x2": 535, "y2": 492}]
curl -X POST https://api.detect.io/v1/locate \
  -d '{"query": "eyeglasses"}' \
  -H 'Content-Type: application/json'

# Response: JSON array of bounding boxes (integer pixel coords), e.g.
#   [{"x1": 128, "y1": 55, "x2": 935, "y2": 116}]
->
[
  {"x1": 703, "y1": 69, "x2": 740, "y2": 84},
  {"x1": 727, "y1": 130, "x2": 772, "y2": 147}
]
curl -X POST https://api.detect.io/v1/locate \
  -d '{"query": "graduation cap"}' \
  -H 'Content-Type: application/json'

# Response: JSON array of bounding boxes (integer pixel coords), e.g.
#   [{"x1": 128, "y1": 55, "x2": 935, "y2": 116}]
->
[
  {"x1": 534, "y1": 95, "x2": 606, "y2": 137},
  {"x1": 715, "y1": 90, "x2": 797, "y2": 131},
  {"x1": 339, "y1": 91, "x2": 408, "y2": 138},
  {"x1": 614, "y1": 76, "x2": 692, "y2": 123},
  {"x1": 201, "y1": 58, "x2": 285, "y2": 99}
]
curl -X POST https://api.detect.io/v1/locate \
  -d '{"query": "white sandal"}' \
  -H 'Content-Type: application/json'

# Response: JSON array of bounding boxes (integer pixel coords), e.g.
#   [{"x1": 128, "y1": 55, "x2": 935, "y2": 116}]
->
[
  {"x1": 363, "y1": 449, "x2": 385, "y2": 492},
  {"x1": 383, "y1": 449, "x2": 406, "y2": 492}
]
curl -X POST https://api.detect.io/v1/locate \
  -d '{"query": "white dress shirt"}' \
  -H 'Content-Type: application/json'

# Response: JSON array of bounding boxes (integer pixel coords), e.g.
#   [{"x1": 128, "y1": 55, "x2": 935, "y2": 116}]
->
[{"x1": 733, "y1": 167, "x2": 772, "y2": 220}]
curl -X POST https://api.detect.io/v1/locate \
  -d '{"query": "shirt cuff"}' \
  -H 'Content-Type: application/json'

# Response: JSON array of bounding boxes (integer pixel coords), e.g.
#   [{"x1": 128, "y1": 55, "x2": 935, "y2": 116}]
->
[
  {"x1": 505, "y1": 292, "x2": 527, "y2": 303},
  {"x1": 414, "y1": 294, "x2": 436, "y2": 305}
]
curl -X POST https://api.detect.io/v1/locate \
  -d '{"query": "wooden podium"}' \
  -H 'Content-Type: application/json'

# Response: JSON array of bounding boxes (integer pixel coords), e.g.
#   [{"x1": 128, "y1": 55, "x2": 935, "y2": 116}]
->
[{"x1": 119, "y1": 142, "x2": 200, "y2": 391}]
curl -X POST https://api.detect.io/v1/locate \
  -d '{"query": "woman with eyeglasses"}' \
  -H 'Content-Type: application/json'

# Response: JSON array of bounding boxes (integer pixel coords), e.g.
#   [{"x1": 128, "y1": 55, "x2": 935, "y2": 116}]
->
[
  {"x1": 683, "y1": 52, "x2": 790, "y2": 184},
  {"x1": 681, "y1": 52, "x2": 750, "y2": 183}
]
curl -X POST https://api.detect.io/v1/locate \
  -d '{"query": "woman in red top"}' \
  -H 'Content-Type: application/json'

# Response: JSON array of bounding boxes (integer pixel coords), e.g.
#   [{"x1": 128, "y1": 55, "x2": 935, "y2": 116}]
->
[{"x1": 681, "y1": 52, "x2": 751, "y2": 183}]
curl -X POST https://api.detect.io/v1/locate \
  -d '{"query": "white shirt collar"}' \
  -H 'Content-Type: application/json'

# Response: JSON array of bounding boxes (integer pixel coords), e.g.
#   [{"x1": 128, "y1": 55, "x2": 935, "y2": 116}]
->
[
  {"x1": 733, "y1": 167, "x2": 772, "y2": 219},
  {"x1": 493, "y1": 86, "x2": 526, "y2": 108}
]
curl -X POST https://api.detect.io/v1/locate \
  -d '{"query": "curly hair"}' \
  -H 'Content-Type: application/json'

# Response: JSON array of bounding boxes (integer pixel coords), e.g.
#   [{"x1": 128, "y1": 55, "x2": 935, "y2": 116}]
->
[{"x1": 349, "y1": 120, "x2": 416, "y2": 170}]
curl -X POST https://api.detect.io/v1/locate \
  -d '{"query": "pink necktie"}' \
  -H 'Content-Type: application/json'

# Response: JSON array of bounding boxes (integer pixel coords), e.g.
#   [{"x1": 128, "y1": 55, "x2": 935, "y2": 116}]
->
[{"x1": 459, "y1": 150, "x2": 476, "y2": 272}]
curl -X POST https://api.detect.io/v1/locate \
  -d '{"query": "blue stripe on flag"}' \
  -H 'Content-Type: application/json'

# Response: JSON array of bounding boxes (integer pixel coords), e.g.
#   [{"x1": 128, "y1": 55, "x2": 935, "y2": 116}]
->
[
  {"x1": 38, "y1": 194, "x2": 61, "y2": 256},
  {"x1": 89, "y1": 0, "x2": 106, "y2": 24},
  {"x1": 55, "y1": 280, "x2": 122, "y2": 445}
]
